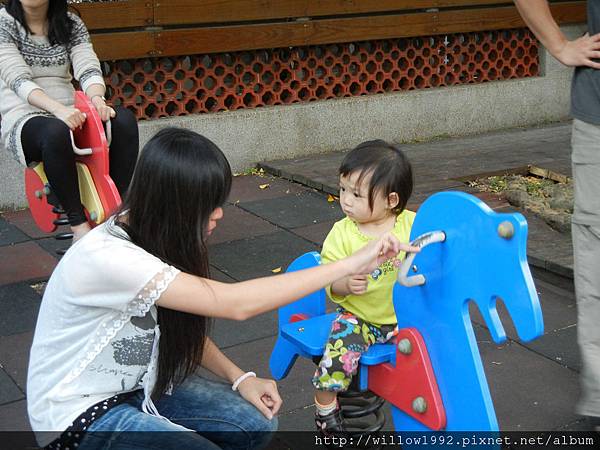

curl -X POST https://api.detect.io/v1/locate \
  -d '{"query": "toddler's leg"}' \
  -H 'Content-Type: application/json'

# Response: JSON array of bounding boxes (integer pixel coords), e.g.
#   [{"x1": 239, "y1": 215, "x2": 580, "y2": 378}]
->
[
  {"x1": 312, "y1": 311, "x2": 367, "y2": 394},
  {"x1": 312, "y1": 311, "x2": 374, "y2": 433}
]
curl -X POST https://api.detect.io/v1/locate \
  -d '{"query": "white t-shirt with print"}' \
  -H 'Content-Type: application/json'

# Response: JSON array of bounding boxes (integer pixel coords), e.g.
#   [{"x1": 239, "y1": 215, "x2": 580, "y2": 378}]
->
[{"x1": 27, "y1": 219, "x2": 180, "y2": 446}]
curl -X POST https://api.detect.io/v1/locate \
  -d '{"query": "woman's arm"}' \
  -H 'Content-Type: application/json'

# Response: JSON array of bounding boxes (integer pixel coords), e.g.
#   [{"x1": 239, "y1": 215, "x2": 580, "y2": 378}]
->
[
  {"x1": 27, "y1": 89, "x2": 86, "y2": 129},
  {"x1": 201, "y1": 337, "x2": 245, "y2": 383},
  {"x1": 157, "y1": 234, "x2": 415, "y2": 320},
  {"x1": 68, "y1": 14, "x2": 114, "y2": 121},
  {"x1": 85, "y1": 83, "x2": 115, "y2": 122},
  {"x1": 514, "y1": 0, "x2": 600, "y2": 68}
]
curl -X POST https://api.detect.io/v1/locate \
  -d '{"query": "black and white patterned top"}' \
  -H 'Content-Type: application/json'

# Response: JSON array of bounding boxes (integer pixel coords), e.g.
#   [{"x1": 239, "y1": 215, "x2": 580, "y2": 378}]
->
[{"x1": 0, "y1": 7, "x2": 105, "y2": 165}]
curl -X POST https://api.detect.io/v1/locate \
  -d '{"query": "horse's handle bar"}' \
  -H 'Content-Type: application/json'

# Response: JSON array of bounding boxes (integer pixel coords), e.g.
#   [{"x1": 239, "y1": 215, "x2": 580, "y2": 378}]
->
[
  {"x1": 69, "y1": 119, "x2": 113, "y2": 156},
  {"x1": 397, "y1": 231, "x2": 446, "y2": 287}
]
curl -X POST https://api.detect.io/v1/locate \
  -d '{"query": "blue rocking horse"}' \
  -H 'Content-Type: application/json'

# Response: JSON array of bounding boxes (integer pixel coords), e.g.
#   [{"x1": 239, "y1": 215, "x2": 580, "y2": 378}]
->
[{"x1": 269, "y1": 191, "x2": 544, "y2": 433}]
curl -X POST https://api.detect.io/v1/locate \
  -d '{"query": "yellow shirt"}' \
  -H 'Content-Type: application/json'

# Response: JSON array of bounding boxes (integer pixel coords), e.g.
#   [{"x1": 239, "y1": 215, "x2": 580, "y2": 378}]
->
[{"x1": 321, "y1": 210, "x2": 416, "y2": 326}]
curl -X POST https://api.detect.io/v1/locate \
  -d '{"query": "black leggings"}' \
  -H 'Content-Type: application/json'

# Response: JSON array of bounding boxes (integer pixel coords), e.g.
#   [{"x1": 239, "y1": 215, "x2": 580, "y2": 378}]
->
[{"x1": 21, "y1": 107, "x2": 139, "y2": 226}]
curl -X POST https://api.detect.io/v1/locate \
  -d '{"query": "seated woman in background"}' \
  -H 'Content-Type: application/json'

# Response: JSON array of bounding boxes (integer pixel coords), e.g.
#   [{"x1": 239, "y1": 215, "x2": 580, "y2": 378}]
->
[{"x1": 0, "y1": 0, "x2": 138, "y2": 241}]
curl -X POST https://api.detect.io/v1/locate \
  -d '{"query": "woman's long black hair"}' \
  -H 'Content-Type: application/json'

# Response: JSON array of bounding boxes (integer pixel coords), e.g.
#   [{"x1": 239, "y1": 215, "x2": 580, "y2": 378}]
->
[
  {"x1": 114, "y1": 128, "x2": 232, "y2": 397},
  {"x1": 5, "y1": 0, "x2": 75, "y2": 46}
]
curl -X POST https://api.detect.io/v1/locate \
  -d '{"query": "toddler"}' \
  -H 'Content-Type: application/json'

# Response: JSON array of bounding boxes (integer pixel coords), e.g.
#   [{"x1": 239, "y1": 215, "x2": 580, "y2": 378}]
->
[{"x1": 313, "y1": 140, "x2": 415, "y2": 434}]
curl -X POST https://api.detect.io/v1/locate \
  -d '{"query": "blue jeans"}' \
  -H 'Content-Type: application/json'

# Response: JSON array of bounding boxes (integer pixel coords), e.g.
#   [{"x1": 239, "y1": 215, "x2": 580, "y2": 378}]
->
[{"x1": 79, "y1": 375, "x2": 278, "y2": 450}]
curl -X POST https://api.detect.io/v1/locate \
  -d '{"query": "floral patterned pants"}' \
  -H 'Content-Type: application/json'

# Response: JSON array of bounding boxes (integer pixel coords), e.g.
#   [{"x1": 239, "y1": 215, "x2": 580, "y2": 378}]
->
[{"x1": 312, "y1": 310, "x2": 397, "y2": 392}]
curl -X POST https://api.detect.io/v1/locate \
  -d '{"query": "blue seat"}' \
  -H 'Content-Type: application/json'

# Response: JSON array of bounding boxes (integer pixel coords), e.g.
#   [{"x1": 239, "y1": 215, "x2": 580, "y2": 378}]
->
[{"x1": 281, "y1": 312, "x2": 396, "y2": 365}]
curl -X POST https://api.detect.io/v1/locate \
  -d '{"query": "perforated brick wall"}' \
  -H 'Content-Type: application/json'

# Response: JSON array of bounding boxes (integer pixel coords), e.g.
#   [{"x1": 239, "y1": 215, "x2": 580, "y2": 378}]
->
[{"x1": 102, "y1": 28, "x2": 539, "y2": 120}]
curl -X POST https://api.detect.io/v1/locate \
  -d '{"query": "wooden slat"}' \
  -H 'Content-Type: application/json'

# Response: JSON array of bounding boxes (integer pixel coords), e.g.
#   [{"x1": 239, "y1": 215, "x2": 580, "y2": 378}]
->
[
  {"x1": 154, "y1": 0, "x2": 513, "y2": 26},
  {"x1": 72, "y1": 0, "x2": 153, "y2": 31},
  {"x1": 154, "y1": 2, "x2": 585, "y2": 57},
  {"x1": 91, "y1": 32, "x2": 155, "y2": 60}
]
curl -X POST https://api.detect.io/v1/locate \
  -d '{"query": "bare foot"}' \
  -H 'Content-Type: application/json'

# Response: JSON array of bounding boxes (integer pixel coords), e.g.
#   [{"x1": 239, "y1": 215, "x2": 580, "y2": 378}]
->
[{"x1": 71, "y1": 222, "x2": 92, "y2": 243}]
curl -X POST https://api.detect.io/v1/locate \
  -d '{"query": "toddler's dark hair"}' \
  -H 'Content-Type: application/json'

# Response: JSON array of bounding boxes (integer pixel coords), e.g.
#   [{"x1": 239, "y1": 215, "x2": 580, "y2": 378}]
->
[{"x1": 339, "y1": 140, "x2": 413, "y2": 214}]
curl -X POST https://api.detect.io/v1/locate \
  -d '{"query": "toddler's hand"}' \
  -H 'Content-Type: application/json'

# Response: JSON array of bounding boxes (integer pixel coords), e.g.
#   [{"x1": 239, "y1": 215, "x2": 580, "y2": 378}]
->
[{"x1": 346, "y1": 274, "x2": 368, "y2": 295}]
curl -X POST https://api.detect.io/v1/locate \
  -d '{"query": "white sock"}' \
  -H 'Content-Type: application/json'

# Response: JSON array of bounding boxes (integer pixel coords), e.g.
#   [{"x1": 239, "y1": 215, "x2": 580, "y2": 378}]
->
[{"x1": 315, "y1": 398, "x2": 338, "y2": 416}]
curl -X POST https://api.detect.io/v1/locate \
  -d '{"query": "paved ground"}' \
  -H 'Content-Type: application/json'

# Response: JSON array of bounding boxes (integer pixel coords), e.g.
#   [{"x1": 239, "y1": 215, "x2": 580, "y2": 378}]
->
[{"x1": 0, "y1": 121, "x2": 587, "y2": 446}]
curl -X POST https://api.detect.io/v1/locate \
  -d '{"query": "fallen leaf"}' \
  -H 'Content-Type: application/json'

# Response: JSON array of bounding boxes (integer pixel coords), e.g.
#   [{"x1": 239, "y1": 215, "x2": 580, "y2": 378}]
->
[
  {"x1": 271, "y1": 267, "x2": 282, "y2": 273},
  {"x1": 327, "y1": 194, "x2": 338, "y2": 202},
  {"x1": 259, "y1": 183, "x2": 270, "y2": 190}
]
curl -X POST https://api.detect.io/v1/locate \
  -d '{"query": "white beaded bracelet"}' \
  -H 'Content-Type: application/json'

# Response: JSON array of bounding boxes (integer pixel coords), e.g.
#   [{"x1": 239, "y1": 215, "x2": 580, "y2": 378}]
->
[{"x1": 232, "y1": 371, "x2": 256, "y2": 391}]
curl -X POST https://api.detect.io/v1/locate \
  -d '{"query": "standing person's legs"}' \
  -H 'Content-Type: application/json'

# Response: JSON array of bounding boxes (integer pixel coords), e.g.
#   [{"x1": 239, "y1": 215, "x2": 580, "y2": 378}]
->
[
  {"x1": 106, "y1": 107, "x2": 138, "y2": 197},
  {"x1": 571, "y1": 119, "x2": 600, "y2": 419},
  {"x1": 573, "y1": 223, "x2": 600, "y2": 418},
  {"x1": 21, "y1": 117, "x2": 89, "y2": 236}
]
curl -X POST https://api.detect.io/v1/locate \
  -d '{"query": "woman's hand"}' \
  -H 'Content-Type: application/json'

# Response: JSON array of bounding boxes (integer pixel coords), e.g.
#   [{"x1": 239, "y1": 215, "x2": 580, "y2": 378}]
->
[
  {"x1": 236, "y1": 376, "x2": 282, "y2": 420},
  {"x1": 346, "y1": 233, "x2": 419, "y2": 276},
  {"x1": 52, "y1": 105, "x2": 86, "y2": 130},
  {"x1": 91, "y1": 96, "x2": 116, "y2": 122}
]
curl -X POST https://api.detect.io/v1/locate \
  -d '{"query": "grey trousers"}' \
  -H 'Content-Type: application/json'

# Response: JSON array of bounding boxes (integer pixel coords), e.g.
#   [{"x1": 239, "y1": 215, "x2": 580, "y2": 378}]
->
[{"x1": 571, "y1": 119, "x2": 600, "y2": 417}]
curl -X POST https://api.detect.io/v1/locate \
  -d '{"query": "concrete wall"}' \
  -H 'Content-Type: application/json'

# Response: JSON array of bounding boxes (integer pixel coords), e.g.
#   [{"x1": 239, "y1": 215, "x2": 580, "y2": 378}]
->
[{"x1": 0, "y1": 24, "x2": 585, "y2": 210}]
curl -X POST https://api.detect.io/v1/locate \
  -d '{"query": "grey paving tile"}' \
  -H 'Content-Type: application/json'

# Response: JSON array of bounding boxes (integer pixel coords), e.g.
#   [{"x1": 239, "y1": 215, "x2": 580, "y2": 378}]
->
[
  {"x1": 474, "y1": 324, "x2": 580, "y2": 431},
  {"x1": 558, "y1": 416, "x2": 599, "y2": 431},
  {"x1": 546, "y1": 258, "x2": 574, "y2": 279},
  {"x1": 469, "y1": 278, "x2": 576, "y2": 343},
  {"x1": 273, "y1": 405, "x2": 317, "y2": 432},
  {"x1": 0, "y1": 283, "x2": 42, "y2": 337},
  {"x1": 209, "y1": 231, "x2": 318, "y2": 281},
  {"x1": 2, "y1": 209, "x2": 69, "y2": 240},
  {"x1": 240, "y1": 192, "x2": 344, "y2": 229},
  {"x1": 533, "y1": 280, "x2": 577, "y2": 332},
  {"x1": 0, "y1": 400, "x2": 31, "y2": 432},
  {"x1": 261, "y1": 153, "x2": 344, "y2": 185},
  {"x1": 525, "y1": 325, "x2": 580, "y2": 372},
  {"x1": 212, "y1": 311, "x2": 277, "y2": 349},
  {"x1": 208, "y1": 204, "x2": 278, "y2": 245},
  {"x1": 36, "y1": 236, "x2": 69, "y2": 259},
  {"x1": 530, "y1": 266, "x2": 574, "y2": 292},
  {"x1": 0, "y1": 369, "x2": 23, "y2": 404},
  {"x1": 228, "y1": 174, "x2": 307, "y2": 204},
  {"x1": 0, "y1": 331, "x2": 33, "y2": 391},
  {"x1": 291, "y1": 220, "x2": 336, "y2": 247},
  {"x1": 414, "y1": 179, "x2": 466, "y2": 195},
  {"x1": 210, "y1": 266, "x2": 237, "y2": 282},
  {"x1": 0, "y1": 217, "x2": 29, "y2": 247},
  {"x1": 0, "y1": 241, "x2": 57, "y2": 285}
]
